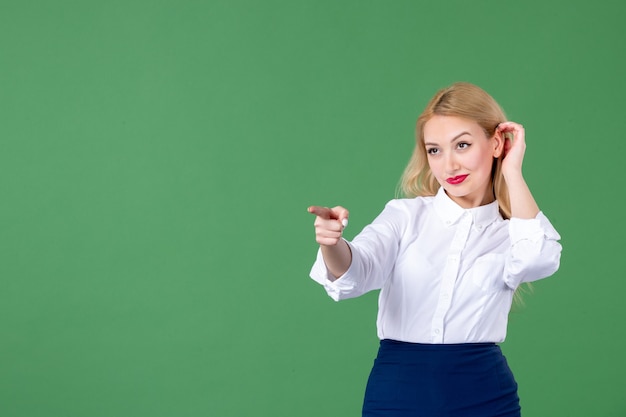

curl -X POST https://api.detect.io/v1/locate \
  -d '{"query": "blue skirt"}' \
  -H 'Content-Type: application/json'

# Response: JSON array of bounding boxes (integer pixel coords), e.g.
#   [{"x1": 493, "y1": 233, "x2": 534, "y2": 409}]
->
[{"x1": 362, "y1": 339, "x2": 520, "y2": 417}]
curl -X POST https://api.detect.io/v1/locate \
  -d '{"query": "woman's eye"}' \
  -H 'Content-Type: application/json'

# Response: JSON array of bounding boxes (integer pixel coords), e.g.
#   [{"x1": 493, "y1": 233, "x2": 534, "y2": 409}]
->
[
  {"x1": 426, "y1": 148, "x2": 439, "y2": 155},
  {"x1": 457, "y1": 142, "x2": 470, "y2": 150}
]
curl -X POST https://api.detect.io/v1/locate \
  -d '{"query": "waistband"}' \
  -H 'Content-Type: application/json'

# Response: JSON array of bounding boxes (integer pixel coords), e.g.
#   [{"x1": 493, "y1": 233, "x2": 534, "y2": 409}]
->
[{"x1": 380, "y1": 338, "x2": 497, "y2": 352}]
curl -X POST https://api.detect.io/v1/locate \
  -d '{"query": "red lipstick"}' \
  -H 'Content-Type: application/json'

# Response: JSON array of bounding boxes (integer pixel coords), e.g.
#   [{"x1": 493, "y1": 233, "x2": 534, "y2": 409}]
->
[{"x1": 446, "y1": 175, "x2": 468, "y2": 185}]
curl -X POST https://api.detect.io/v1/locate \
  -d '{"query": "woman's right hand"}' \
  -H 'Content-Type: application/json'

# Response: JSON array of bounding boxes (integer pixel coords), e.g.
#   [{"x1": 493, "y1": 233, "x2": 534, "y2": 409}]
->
[{"x1": 307, "y1": 206, "x2": 350, "y2": 246}]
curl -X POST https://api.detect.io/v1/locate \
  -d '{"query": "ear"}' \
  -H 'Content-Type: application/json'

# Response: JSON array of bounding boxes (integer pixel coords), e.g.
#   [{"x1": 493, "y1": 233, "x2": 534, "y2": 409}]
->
[{"x1": 492, "y1": 130, "x2": 505, "y2": 158}]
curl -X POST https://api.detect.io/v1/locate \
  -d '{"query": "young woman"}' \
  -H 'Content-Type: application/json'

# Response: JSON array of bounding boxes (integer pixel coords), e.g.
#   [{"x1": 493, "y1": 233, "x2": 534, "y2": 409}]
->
[{"x1": 307, "y1": 82, "x2": 562, "y2": 417}]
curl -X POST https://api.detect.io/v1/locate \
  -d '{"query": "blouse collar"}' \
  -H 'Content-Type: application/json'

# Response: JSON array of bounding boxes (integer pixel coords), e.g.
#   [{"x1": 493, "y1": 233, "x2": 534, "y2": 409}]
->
[{"x1": 432, "y1": 187, "x2": 502, "y2": 229}]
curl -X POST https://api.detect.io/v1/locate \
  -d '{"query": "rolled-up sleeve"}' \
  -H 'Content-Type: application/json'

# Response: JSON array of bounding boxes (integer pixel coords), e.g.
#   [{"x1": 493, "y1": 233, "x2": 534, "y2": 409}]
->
[
  {"x1": 504, "y1": 211, "x2": 562, "y2": 289},
  {"x1": 309, "y1": 200, "x2": 410, "y2": 301},
  {"x1": 309, "y1": 241, "x2": 362, "y2": 301}
]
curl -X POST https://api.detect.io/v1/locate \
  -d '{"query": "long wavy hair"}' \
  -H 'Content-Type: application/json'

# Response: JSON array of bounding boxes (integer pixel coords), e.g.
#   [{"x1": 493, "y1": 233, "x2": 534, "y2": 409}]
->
[{"x1": 399, "y1": 82, "x2": 511, "y2": 219}]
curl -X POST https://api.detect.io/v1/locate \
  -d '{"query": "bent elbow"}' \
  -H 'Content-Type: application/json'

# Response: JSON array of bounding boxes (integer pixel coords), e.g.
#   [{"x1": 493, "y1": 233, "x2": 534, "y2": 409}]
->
[{"x1": 506, "y1": 241, "x2": 562, "y2": 288}]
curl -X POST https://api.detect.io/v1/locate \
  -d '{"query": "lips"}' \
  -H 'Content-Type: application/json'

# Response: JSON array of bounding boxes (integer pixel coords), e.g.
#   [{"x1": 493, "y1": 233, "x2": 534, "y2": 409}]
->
[{"x1": 446, "y1": 175, "x2": 468, "y2": 185}]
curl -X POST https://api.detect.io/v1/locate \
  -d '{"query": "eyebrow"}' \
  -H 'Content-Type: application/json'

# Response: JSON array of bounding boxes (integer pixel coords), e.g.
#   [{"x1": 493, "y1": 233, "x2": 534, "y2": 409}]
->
[{"x1": 424, "y1": 131, "x2": 472, "y2": 147}]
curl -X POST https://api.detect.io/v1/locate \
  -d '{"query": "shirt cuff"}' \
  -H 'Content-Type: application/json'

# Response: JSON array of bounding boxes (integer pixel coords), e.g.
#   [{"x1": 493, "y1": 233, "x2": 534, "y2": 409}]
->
[{"x1": 309, "y1": 241, "x2": 360, "y2": 300}]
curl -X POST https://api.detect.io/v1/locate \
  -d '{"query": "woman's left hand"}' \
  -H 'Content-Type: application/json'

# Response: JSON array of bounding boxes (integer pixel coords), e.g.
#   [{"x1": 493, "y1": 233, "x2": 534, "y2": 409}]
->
[{"x1": 497, "y1": 121, "x2": 526, "y2": 176}]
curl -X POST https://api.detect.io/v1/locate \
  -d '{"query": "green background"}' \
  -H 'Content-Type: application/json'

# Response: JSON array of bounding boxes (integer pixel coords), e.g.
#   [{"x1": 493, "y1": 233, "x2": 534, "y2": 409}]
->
[{"x1": 1, "y1": 1, "x2": 624, "y2": 416}]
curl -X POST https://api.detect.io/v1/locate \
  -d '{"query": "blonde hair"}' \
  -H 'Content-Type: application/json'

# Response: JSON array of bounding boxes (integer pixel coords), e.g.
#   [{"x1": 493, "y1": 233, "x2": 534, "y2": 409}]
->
[{"x1": 399, "y1": 82, "x2": 511, "y2": 219}]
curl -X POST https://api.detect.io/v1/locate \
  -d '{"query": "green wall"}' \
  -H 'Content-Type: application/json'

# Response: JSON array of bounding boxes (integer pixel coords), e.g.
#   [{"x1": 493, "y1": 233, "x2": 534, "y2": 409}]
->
[{"x1": 1, "y1": 1, "x2": 624, "y2": 416}]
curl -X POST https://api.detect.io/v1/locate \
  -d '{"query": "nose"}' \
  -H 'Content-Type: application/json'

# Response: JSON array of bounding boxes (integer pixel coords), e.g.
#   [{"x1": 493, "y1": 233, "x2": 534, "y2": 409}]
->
[{"x1": 444, "y1": 153, "x2": 459, "y2": 174}]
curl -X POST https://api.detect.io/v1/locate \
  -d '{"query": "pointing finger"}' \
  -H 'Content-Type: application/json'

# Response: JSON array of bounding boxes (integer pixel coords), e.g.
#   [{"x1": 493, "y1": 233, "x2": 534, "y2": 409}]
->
[
  {"x1": 307, "y1": 206, "x2": 335, "y2": 219},
  {"x1": 308, "y1": 206, "x2": 350, "y2": 226}
]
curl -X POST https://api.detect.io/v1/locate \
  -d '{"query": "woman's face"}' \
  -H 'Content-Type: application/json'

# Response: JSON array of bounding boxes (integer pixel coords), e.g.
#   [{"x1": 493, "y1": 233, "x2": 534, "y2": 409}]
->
[{"x1": 423, "y1": 115, "x2": 502, "y2": 208}]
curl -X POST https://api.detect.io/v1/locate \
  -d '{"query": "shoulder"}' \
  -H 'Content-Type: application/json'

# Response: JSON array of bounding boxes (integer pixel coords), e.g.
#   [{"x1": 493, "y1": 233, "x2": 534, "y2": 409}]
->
[
  {"x1": 376, "y1": 196, "x2": 435, "y2": 222},
  {"x1": 384, "y1": 195, "x2": 435, "y2": 212}
]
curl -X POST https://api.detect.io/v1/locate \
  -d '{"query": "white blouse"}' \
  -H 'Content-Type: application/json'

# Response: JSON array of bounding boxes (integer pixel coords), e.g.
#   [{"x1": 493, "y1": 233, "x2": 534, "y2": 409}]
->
[{"x1": 310, "y1": 187, "x2": 562, "y2": 344}]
